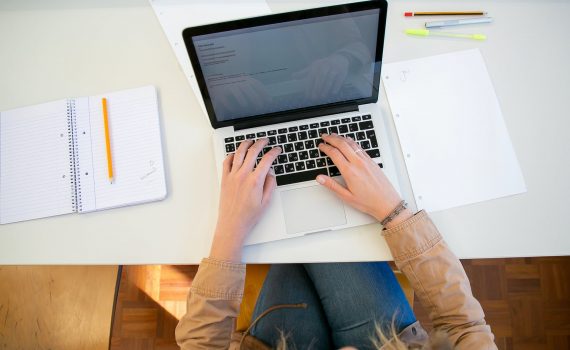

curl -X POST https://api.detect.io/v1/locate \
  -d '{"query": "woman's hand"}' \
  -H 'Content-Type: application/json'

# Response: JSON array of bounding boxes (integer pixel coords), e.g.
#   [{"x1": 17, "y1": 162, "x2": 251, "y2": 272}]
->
[
  {"x1": 316, "y1": 133, "x2": 412, "y2": 228},
  {"x1": 210, "y1": 139, "x2": 282, "y2": 262}
]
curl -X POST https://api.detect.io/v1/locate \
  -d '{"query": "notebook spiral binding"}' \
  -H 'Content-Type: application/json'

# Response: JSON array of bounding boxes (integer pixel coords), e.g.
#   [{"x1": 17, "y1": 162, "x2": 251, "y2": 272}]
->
[{"x1": 66, "y1": 99, "x2": 83, "y2": 212}]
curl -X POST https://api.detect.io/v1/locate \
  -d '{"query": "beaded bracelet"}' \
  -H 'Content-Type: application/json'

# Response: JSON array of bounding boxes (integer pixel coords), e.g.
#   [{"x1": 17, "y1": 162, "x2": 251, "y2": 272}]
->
[{"x1": 380, "y1": 200, "x2": 408, "y2": 226}]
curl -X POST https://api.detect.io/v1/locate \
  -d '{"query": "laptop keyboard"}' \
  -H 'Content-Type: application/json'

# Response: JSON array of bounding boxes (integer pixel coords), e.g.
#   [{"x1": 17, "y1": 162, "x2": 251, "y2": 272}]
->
[{"x1": 224, "y1": 114, "x2": 383, "y2": 186}]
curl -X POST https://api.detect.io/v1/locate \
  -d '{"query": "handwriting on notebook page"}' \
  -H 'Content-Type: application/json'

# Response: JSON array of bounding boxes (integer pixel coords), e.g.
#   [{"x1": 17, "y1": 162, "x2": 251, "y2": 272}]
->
[{"x1": 140, "y1": 160, "x2": 158, "y2": 181}]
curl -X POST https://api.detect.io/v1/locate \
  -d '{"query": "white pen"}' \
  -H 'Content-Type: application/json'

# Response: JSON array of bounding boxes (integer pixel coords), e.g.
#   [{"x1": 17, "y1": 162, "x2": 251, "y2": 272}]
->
[{"x1": 425, "y1": 17, "x2": 493, "y2": 29}]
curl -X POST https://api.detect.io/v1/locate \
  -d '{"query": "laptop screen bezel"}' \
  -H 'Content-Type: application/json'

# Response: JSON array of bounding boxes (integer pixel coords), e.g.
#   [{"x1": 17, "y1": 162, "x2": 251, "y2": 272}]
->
[{"x1": 182, "y1": 0, "x2": 388, "y2": 129}]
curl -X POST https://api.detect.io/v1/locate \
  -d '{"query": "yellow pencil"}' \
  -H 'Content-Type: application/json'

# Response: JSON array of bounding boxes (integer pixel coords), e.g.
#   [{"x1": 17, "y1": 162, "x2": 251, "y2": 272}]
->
[{"x1": 102, "y1": 98, "x2": 114, "y2": 183}]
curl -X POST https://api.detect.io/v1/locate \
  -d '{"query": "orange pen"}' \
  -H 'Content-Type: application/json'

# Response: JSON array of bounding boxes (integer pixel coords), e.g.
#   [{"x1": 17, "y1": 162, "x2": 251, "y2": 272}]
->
[{"x1": 102, "y1": 98, "x2": 114, "y2": 183}]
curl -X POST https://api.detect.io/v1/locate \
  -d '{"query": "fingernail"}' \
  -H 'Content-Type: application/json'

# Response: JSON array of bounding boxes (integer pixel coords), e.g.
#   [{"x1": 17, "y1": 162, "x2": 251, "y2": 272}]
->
[
  {"x1": 321, "y1": 133, "x2": 329, "y2": 137},
  {"x1": 316, "y1": 175, "x2": 326, "y2": 184}
]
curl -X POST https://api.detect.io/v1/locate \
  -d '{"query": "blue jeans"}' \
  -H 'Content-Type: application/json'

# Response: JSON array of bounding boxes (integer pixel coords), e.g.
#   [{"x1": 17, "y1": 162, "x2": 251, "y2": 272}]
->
[{"x1": 250, "y1": 263, "x2": 416, "y2": 350}]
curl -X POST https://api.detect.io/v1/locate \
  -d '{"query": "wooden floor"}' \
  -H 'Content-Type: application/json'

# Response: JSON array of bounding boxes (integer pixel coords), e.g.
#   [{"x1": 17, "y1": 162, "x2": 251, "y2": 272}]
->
[{"x1": 110, "y1": 257, "x2": 570, "y2": 350}]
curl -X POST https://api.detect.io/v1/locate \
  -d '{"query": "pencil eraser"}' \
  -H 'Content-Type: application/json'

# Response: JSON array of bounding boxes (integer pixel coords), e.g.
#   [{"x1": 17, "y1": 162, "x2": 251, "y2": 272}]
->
[{"x1": 404, "y1": 12, "x2": 413, "y2": 17}]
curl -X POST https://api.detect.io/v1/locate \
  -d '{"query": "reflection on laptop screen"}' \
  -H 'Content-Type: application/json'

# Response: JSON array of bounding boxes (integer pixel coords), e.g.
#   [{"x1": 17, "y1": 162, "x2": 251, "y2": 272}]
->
[{"x1": 192, "y1": 9, "x2": 380, "y2": 121}]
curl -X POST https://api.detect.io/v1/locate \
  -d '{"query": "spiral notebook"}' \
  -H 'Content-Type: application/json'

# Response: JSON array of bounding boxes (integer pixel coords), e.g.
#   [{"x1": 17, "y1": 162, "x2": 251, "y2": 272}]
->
[{"x1": 0, "y1": 85, "x2": 167, "y2": 224}]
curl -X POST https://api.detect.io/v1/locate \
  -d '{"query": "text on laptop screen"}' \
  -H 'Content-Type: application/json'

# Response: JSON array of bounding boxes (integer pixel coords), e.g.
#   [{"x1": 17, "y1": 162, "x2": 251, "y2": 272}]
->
[{"x1": 192, "y1": 9, "x2": 380, "y2": 122}]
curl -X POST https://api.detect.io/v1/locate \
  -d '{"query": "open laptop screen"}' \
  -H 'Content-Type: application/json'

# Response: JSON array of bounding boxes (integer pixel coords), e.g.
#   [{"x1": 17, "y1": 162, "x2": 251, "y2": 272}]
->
[{"x1": 184, "y1": 2, "x2": 386, "y2": 128}]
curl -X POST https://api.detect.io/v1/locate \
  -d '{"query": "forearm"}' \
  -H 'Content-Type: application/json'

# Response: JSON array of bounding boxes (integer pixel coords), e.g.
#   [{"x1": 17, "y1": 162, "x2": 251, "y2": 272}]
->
[
  {"x1": 175, "y1": 258, "x2": 246, "y2": 350},
  {"x1": 382, "y1": 211, "x2": 496, "y2": 348}
]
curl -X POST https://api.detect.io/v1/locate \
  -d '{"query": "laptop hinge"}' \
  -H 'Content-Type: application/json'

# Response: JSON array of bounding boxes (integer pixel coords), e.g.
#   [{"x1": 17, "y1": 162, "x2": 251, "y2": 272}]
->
[{"x1": 233, "y1": 103, "x2": 359, "y2": 131}]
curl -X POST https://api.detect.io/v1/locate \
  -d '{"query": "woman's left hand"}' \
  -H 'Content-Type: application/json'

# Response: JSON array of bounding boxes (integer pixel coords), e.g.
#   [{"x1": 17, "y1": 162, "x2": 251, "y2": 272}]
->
[{"x1": 210, "y1": 138, "x2": 282, "y2": 262}]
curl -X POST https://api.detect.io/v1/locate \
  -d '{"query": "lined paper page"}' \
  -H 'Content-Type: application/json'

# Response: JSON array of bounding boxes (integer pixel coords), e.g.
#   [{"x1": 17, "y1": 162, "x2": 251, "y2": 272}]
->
[
  {"x1": 85, "y1": 86, "x2": 166, "y2": 211},
  {"x1": 0, "y1": 100, "x2": 74, "y2": 224}
]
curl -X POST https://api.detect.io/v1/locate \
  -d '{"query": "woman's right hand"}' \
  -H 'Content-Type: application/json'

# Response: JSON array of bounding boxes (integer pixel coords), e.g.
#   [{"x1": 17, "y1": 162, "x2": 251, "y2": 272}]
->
[{"x1": 316, "y1": 133, "x2": 412, "y2": 228}]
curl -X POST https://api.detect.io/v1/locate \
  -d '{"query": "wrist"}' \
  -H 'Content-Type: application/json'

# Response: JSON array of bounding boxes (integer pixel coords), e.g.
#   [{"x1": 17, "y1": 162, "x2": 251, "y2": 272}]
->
[
  {"x1": 383, "y1": 208, "x2": 413, "y2": 229},
  {"x1": 209, "y1": 225, "x2": 247, "y2": 263}
]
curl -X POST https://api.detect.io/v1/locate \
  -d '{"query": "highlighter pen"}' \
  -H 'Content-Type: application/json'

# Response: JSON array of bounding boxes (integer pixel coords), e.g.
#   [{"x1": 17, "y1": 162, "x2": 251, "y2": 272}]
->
[
  {"x1": 405, "y1": 28, "x2": 487, "y2": 41},
  {"x1": 426, "y1": 17, "x2": 493, "y2": 29}
]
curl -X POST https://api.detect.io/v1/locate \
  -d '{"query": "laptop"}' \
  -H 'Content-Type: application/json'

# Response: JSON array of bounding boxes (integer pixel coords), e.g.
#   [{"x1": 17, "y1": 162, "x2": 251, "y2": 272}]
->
[{"x1": 183, "y1": 0, "x2": 401, "y2": 245}]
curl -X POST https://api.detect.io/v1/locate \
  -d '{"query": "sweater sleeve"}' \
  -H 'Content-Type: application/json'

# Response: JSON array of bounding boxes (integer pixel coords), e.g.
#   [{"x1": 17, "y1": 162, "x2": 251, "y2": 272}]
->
[
  {"x1": 382, "y1": 211, "x2": 498, "y2": 350},
  {"x1": 175, "y1": 257, "x2": 246, "y2": 350}
]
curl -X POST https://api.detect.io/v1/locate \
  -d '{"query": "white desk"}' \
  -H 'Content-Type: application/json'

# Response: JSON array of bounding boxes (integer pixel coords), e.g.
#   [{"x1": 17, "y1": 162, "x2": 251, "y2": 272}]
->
[{"x1": 1, "y1": 0, "x2": 569, "y2": 264}]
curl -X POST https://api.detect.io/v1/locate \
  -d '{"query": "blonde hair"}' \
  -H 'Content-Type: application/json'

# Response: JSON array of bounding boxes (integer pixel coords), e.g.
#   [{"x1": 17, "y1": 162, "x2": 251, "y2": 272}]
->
[{"x1": 275, "y1": 323, "x2": 453, "y2": 350}]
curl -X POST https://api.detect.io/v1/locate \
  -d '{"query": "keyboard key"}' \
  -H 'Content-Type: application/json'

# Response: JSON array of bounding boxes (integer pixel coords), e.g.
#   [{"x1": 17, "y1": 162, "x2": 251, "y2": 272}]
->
[
  {"x1": 349, "y1": 123, "x2": 359, "y2": 132},
  {"x1": 268, "y1": 130, "x2": 277, "y2": 136},
  {"x1": 287, "y1": 133, "x2": 297, "y2": 142},
  {"x1": 278, "y1": 128, "x2": 288, "y2": 134},
  {"x1": 295, "y1": 161, "x2": 306, "y2": 171},
  {"x1": 315, "y1": 158, "x2": 327, "y2": 167},
  {"x1": 309, "y1": 149, "x2": 320, "y2": 158},
  {"x1": 278, "y1": 154, "x2": 288, "y2": 164},
  {"x1": 370, "y1": 135, "x2": 378, "y2": 148},
  {"x1": 306, "y1": 160, "x2": 316, "y2": 169},
  {"x1": 331, "y1": 119, "x2": 341, "y2": 125},
  {"x1": 318, "y1": 128, "x2": 328, "y2": 136},
  {"x1": 360, "y1": 140, "x2": 371, "y2": 149},
  {"x1": 346, "y1": 133, "x2": 355, "y2": 140},
  {"x1": 329, "y1": 166, "x2": 341, "y2": 176},
  {"x1": 366, "y1": 149, "x2": 380, "y2": 158},
  {"x1": 277, "y1": 135, "x2": 287, "y2": 144},
  {"x1": 274, "y1": 165, "x2": 284, "y2": 174},
  {"x1": 300, "y1": 124, "x2": 309, "y2": 130},
  {"x1": 284, "y1": 143, "x2": 294, "y2": 153},
  {"x1": 356, "y1": 132, "x2": 366, "y2": 140},
  {"x1": 339, "y1": 125, "x2": 348, "y2": 133},
  {"x1": 272, "y1": 158, "x2": 277, "y2": 165},
  {"x1": 366, "y1": 130, "x2": 378, "y2": 148},
  {"x1": 224, "y1": 137, "x2": 234, "y2": 143},
  {"x1": 310, "y1": 123, "x2": 319, "y2": 129},
  {"x1": 246, "y1": 133, "x2": 256, "y2": 139},
  {"x1": 305, "y1": 140, "x2": 315, "y2": 149},
  {"x1": 320, "y1": 121, "x2": 330, "y2": 127},
  {"x1": 257, "y1": 131, "x2": 267, "y2": 137},
  {"x1": 236, "y1": 141, "x2": 242, "y2": 148},
  {"x1": 315, "y1": 138, "x2": 324, "y2": 146},
  {"x1": 299, "y1": 151, "x2": 309, "y2": 160},
  {"x1": 225, "y1": 144, "x2": 235, "y2": 153},
  {"x1": 288, "y1": 153, "x2": 299, "y2": 162},
  {"x1": 263, "y1": 147, "x2": 271, "y2": 154},
  {"x1": 362, "y1": 114, "x2": 372, "y2": 120},
  {"x1": 298, "y1": 131, "x2": 308, "y2": 140},
  {"x1": 326, "y1": 157, "x2": 334, "y2": 166},
  {"x1": 308, "y1": 130, "x2": 318, "y2": 138},
  {"x1": 359, "y1": 121, "x2": 374, "y2": 130},
  {"x1": 352, "y1": 116, "x2": 362, "y2": 122},
  {"x1": 288, "y1": 126, "x2": 298, "y2": 132},
  {"x1": 236, "y1": 135, "x2": 245, "y2": 141},
  {"x1": 341, "y1": 118, "x2": 351, "y2": 123},
  {"x1": 268, "y1": 136, "x2": 277, "y2": 145},
  {"x1": 284, "y1": 163, "x2": 295, "y2": 173},
  {"x1": 276, "y1": 167, "x2": 328, "y2": 186},
  {"x1": 329, "y1": 126, "x2": 339, "y2": 135},
  {"x1": 294, "y1": 142, "x2": 305, "y2": 151}
]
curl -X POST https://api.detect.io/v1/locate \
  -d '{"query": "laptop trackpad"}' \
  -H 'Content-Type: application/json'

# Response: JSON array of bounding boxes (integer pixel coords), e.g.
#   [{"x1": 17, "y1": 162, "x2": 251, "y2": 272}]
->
[{"x1": 281, "y1": 185, "x2": 347, "y2": 235}]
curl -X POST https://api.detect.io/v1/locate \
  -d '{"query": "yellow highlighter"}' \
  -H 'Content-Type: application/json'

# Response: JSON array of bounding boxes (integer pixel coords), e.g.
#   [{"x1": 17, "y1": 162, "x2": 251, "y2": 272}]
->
[{"x1": 405, "y1": 28, "x2": 486, "y2": 41}]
